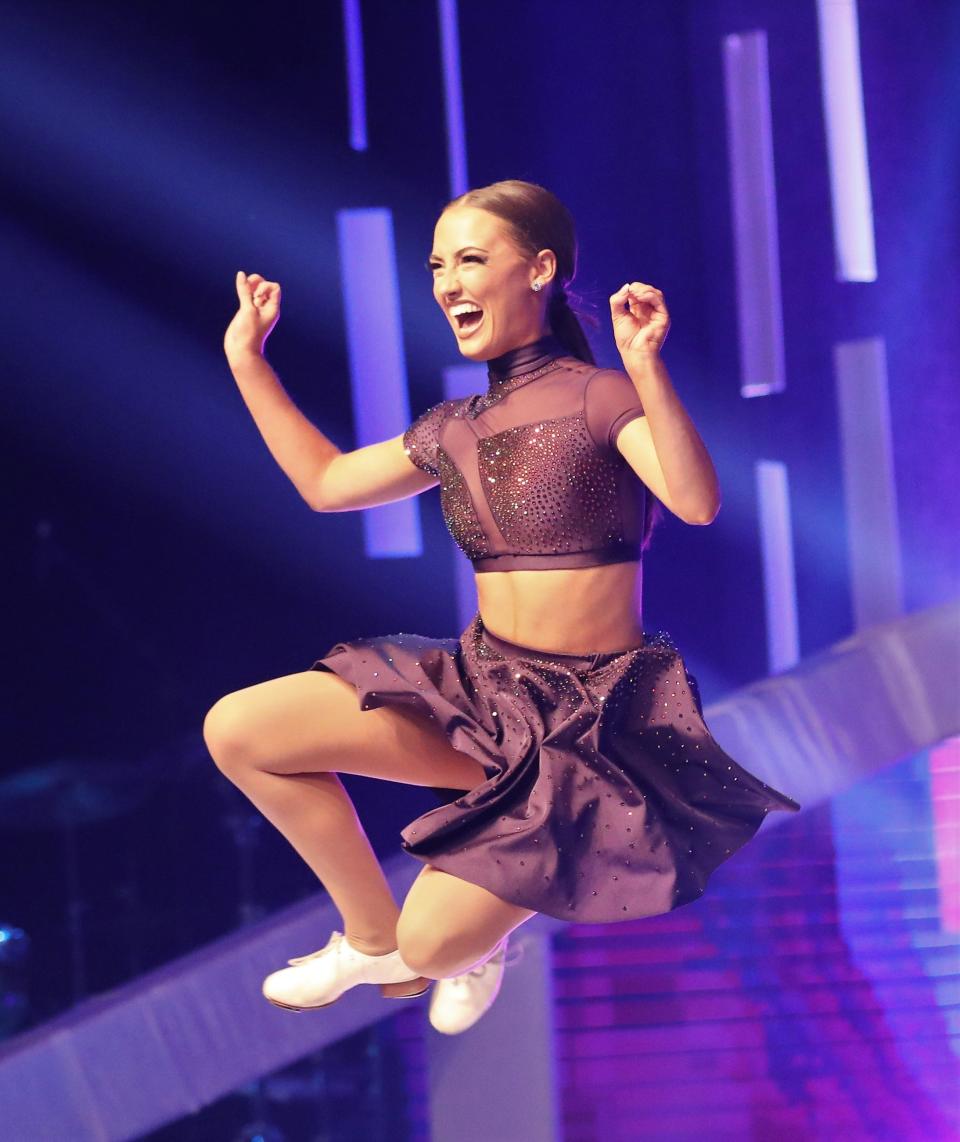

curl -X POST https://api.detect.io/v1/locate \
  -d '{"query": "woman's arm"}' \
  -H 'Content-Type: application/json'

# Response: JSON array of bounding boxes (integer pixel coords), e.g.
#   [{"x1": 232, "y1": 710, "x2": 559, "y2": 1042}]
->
[
  {"x1": 610, "y1": 282, "x2": 721, "y2": 525},
  {"x1": 618, "y1": 350, "x2": 721, "y2": 524},
  {"x1": 225, "y1": 272, "x2": 342, "y2": 509},
  {"x1": 226, "y1": 345, "x2": 343, "y2": 510},
  {"x1": 224, "y1": 272, "x2": 435, "y2": 511}
]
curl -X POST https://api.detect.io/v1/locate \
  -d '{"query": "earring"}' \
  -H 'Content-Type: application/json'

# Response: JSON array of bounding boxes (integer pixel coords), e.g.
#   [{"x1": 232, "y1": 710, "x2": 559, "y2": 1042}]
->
[{"x1": 531, "y1": 281, "x2": 542, "y2": 292}]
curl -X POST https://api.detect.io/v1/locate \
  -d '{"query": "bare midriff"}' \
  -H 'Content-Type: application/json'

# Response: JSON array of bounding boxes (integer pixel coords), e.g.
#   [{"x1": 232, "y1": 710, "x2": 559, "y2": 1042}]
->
[{"x1": 474, "y1": 560, "x2": 645, "y2": 655}]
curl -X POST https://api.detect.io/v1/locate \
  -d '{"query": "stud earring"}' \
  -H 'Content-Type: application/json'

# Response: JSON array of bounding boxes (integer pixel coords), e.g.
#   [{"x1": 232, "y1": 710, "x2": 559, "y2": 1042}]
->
[{"x1": 531, "y1": 281, "x2": 542, "y2": 292}]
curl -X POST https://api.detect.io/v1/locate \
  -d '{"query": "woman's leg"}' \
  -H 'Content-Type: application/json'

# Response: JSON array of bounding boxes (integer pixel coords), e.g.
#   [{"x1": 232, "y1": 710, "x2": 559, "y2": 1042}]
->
[
  {"x1": 397, "y1": 864, "x2": 537, "y2": 979},
  {"x1": 202, "y1": 669, "x2": 488, "y2": 965}
]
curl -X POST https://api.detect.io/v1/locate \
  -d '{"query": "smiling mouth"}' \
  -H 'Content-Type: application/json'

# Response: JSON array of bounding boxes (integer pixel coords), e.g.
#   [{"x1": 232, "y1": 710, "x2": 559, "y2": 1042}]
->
[{"x1": 453, "y1": 309, "x2": 484, "y2": 334}]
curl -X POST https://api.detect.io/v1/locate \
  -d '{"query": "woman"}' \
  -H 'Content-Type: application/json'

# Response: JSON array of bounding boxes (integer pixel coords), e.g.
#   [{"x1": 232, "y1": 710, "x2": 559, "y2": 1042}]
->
[{"x1": 205, "y1": 180, "x2": 800, "y2": 1035}]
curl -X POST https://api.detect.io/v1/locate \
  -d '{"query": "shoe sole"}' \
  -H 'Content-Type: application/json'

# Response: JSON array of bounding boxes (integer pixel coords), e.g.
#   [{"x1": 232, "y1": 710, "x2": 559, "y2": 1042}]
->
[{"x1": 265, "y1": 979, "x2": 432, "y2": 1012}]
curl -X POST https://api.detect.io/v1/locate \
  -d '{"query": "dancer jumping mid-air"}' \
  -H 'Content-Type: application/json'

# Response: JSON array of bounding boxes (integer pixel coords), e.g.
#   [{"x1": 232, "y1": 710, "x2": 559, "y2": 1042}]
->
[{"x1": 204, "y1": 179, "x2": 800, "y2": 1035}]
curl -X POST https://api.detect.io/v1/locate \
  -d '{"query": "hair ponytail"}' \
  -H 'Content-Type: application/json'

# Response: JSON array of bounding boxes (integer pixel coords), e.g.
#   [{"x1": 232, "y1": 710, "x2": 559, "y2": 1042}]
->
[{"x1": 548, "y1": 289, "x2": 597, "y2": 365}]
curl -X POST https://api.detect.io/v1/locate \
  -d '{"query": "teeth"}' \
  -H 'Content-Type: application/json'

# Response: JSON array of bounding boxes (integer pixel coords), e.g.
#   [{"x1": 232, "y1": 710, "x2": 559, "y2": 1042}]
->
[{"x1": 450, "y1": 303, "x2": 482, "y2": 317}]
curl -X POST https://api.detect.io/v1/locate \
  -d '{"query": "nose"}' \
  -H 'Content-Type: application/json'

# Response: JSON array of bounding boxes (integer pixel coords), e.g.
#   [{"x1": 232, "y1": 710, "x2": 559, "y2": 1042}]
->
[{"x1": 434, "y1": 265, "x2": 461, "y2": 300}]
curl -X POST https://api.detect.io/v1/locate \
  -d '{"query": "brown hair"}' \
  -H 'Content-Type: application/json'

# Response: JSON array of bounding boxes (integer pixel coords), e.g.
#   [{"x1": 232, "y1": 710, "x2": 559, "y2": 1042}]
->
[{"x1": 441, "y1": 179, "x2": 663, "y2": 550}]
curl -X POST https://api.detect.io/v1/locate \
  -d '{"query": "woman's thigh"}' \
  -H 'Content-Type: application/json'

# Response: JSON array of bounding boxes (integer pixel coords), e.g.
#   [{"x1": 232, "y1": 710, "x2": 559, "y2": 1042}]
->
[{"x1": 203, "y1": 669, "x2": 487, "y2": 792}]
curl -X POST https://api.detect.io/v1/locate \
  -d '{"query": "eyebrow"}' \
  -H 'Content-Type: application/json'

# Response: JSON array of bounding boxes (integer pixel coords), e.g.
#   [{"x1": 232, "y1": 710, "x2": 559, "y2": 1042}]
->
[{"x1": 426, "y1": 246, "x2": 490, "y2": 262}]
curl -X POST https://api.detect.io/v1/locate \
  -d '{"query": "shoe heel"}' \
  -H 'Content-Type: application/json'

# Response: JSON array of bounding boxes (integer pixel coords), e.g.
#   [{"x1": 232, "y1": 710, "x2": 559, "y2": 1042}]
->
[{"x1": 381, "y1": 976, "x2": 431, "y2": 999}]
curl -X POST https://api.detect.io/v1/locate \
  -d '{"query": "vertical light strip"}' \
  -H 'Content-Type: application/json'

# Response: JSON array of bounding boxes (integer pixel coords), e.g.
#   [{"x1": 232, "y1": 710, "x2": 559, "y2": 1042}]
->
[
  {"x1": 929, "y1": 738, "x2": 960, "y2": 934},
  {"x1": 755, "y1": 460, "x2": 800, "y2": 672},
  {"x1": 437, "y1": 0, "x2": 468, "y2": 196},
  {"x1": 816, "y1": 0, "x2": 877, "y2": 281},
  {"x1": 443, "y1": 362, "x2": 485, "y2": 629},
  {"x1": 342, "y1": 0, "x2": 367, "y2": 151},
  {"x1": 722, "y1": 31, "x2": 786, "y2": 398},
  {"x1": 834, "y1": 336, "x2": 903, "y2": 627},
  {"x1": 336, "y1": 207, "x2": 421, "y2": 557}
]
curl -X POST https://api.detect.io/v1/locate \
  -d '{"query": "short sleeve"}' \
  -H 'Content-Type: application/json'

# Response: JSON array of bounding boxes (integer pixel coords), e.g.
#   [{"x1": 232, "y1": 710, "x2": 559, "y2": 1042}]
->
[
  {"x1": 584, "y1": 368, "x2": 646, "y2": 451},
  {"x1": 402, "y1": 398, "x2": 462, "y2": 477}
]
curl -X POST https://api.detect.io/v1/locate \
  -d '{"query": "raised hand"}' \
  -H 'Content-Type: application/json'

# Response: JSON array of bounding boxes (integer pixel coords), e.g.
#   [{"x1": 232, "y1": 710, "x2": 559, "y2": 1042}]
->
[
  {"x1": 609, "y1": 281, "x2": 670, "y2": 358},
  {"x1": 224, "y1": 271, "x2": 282, "y2": 361}
]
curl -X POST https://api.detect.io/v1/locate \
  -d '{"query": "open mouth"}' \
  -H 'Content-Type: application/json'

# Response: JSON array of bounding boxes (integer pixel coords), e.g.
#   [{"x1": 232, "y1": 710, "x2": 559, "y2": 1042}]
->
[{"x1": 453, "y1": 308, "x2": 484, "y2": 334}]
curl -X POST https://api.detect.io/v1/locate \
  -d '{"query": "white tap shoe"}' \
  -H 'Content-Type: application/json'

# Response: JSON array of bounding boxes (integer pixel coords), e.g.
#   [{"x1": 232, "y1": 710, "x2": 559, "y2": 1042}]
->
[
  {"x1": 428, "y1": 935, "x2": 519, "y2": 1035},
  {"x1": 262, "y1": 930, "x2": 430, "y2": 1012}
]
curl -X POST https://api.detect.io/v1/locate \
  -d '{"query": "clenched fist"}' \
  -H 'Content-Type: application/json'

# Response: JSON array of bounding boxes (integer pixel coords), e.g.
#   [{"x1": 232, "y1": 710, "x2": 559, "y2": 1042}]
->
[
  {"x1": 224, "y1": 271, "x2": 281, "y2": 362},
  {"x1": 610, "y1": 281, "x2": 670, "y2": 358}
]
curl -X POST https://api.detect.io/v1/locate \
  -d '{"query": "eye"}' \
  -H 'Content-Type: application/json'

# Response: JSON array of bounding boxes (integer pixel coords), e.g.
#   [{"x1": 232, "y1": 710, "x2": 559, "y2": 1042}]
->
[{"x1": 425, "y1": 254, "x2": 486, "y2": 273}]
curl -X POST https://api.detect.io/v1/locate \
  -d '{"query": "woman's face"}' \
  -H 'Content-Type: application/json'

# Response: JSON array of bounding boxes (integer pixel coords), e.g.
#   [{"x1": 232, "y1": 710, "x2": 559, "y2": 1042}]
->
[{"x1": 428, "y1": 206, "x2": 554, "y2": 361}]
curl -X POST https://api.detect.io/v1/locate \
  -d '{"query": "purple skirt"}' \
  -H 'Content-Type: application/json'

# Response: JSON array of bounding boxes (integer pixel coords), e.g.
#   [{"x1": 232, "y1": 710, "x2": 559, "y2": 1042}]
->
[{"x1": 311, "y1": 611, "x2": 800, "y2": 924}]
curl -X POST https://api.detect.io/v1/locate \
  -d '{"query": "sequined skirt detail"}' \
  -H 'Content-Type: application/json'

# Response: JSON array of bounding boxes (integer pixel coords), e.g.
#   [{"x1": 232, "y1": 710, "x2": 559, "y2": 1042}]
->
[{"x1": 310, "y1": 612, "x2": 800, "y2": 923}]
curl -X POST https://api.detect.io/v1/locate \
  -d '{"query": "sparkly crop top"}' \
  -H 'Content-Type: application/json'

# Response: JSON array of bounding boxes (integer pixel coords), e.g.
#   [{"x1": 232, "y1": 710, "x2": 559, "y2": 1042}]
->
[{"x1": 402, "y1": 333, "x2": 648, "y2": 572}]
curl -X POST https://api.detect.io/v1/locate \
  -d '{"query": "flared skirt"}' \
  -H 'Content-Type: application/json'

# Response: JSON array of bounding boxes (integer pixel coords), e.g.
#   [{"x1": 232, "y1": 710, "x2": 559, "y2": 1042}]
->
[{"x1": 310, "y1": 611, "x2": 800, "y2": 924}]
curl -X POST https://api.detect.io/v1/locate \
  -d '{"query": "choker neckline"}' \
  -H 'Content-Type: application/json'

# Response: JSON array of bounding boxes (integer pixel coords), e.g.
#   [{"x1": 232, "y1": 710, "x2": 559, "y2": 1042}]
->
[{"x1": 486, "y1": 333, "x2": 567, "y2": 385}]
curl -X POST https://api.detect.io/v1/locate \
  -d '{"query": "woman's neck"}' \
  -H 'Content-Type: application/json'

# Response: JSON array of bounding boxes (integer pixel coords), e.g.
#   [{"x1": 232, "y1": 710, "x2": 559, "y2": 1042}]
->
[{"x1": 486, "y1": 331, "x2": 565, "y2": 384}]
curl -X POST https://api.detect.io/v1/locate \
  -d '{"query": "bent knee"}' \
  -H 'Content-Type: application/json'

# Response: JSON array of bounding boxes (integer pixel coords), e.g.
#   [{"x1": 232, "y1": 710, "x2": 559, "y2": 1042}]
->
[
  {"x1": 202, "y1": 692, "x2": 262, "y2": 779},
  {"x1": 396, "y1": 919, "x2": 464, "y2": 979},
  {"x1": 396, "y1": 931, "x2": 448, "y2": 979}
]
